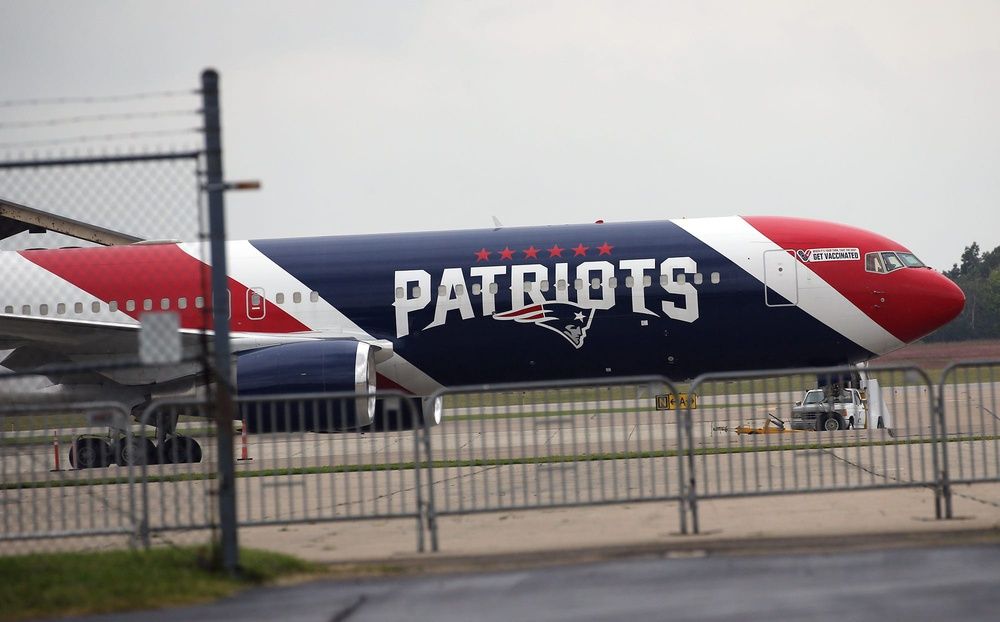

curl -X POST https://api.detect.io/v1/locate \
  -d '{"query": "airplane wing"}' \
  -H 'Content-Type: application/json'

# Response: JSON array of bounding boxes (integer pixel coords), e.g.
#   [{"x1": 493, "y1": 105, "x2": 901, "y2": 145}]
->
[{"x1": 0, "y1": 313, "x2": 390, "y2": 379}]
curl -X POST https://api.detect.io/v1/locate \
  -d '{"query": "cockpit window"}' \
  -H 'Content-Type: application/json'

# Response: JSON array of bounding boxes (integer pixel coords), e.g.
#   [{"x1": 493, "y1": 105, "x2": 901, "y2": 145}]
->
[
  {"x1": 865, "y1": 253, "x2": 886, "y2": 273},
  {"x1": 897, "y1": 252, "x2": 925, "y2": 268},
  {"x1": 881, "y1": 252, "x2": 905, "y2": 272},
  {"x1": 866, "y1": 250, "x2": 924, "y2": 273}
]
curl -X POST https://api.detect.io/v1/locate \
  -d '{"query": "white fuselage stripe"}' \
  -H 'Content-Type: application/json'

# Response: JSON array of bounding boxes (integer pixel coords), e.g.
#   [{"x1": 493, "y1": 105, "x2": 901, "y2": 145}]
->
[
  {"x1": 177, "y1": 241, "x2": 443, "y2": 394},
  {"x1": 670, "y1": 217, "x2": 904, "y2": 355}
]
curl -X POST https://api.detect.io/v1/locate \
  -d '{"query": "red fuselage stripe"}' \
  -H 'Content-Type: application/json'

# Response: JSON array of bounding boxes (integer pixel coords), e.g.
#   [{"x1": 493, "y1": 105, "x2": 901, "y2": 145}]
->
[{"x1": 20, "y1": 245, "x2": 311, "y2": 333}]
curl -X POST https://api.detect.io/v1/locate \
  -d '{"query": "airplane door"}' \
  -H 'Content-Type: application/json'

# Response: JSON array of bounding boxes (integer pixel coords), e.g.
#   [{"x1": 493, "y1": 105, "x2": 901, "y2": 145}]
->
[
  {"x1": 247, "y1": 287, "x2": 266, "y2": 320},
  {"x1": 763, "y1": 250, "x2": 798, "y2": 307}
]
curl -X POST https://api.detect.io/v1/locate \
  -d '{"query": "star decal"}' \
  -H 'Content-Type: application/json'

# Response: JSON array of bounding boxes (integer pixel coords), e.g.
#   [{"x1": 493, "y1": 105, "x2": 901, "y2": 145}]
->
[
  {"x1": 498, "y1": 246, "x2": 515, "y2": 260},
  {"x1": 574, "y1": 311, "x2": 586, "y2": 322},
  {"x1": 523, "y1": 245, "x2": 539, "y2": 259},
  {"x1": 547, "y1": 244, "x2": 564, "y2": 257},
  {"x1": 572, "y1": 243, "x2": 589, "y2": 257},
  {"x1": 475, "y1": 248, "x2": 491, "y2": 262},
  {"x1": 597, "y1": 242, "x2": 614, "y2": 256}
]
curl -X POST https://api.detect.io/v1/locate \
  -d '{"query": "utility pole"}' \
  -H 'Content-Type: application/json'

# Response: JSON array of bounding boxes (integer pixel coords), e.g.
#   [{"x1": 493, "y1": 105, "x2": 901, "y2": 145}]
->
[{"x1": 201, "y1": 68, "x2": 238, "y2": 574}]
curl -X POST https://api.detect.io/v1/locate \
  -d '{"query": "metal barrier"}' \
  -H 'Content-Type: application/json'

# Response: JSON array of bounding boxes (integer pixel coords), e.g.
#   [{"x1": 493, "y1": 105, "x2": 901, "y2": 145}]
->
[
  {"x1": 683, "y1": 365, "x2": 941, "y2": 533},
  {"x1": 426, "y1": 377, "x2": 685, "y2": 546},
  {"x1": 0, "y1": 401, "x2": 139, "y2": 547},
  {"x1": 938, "y1": 360, "x2": 1000, "y2": 518},
  {"x1": 7, "y1": 361, "x2": 1000, "y2": 555},
  {"x1": 137, "y1": 391, "x2": 429, "y2": 551}
]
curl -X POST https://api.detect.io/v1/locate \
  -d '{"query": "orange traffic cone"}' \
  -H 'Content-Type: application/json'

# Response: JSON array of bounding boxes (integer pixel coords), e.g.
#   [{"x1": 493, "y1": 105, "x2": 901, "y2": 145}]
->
[
  {"x1": 50, "y1": 432, "x2": 64, "y2": 472},
  {"x1": 237, "y1": 417, "x2": 252, "y2": 462}
]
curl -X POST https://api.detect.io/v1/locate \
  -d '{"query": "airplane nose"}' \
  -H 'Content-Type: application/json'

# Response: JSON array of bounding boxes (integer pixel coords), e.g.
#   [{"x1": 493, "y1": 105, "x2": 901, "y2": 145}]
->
[
  {"x1": 937, "y1": 273, "x2": 966, "y2": 324},
  {"x1": 915, "y1": 271, "x2": 965, "y2": 339}
]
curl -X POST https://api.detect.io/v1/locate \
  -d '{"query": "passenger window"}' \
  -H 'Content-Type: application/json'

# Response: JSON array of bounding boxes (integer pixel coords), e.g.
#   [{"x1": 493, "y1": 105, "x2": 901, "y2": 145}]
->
[
  {"x1": 21, "y1": 305, "x2": 30, "y2": 315},
  {"x1": 609, "y1": 277, "x2": 618, "y2": 288},
  {"x1": 489, "y1": 283, "x2": 498, "y2": 295},
  {"x1": 574, "y1": 279, "x2": 584, "y2": 291},
  {"x1": 77, "y1": 302, "x2": 86, "y2": 313},
  {"x1": 394, "y1": 287, "x2": 404, "y2": 300},
  {"x1": 109, "y1": 301, "x2": 119, "y2": 312},
  {"x1": 39, "y1": 304, "x2": 49, "y2": 316},
  {"x1": 590, "y1": 277, "x2": 600, "y2": 290},
  {"x1": 643, "y1": 275, "x2": 652, "y2": 287},
  {"x1": 694, "y1": 273, "x2": 703, "y2": 285},
  {"x1": 540, "y1": 280, "x2": 550, "y2": 292},
  {"x1": 711, "y1": 272, "x2": 721, "y2": 284},
  {"x1": 90, "y1": 302, "x2": 99, "y2": 313},
  {"x1": 456, "y1": 284, "x2": 466, "y2": 296},
  {"x1": 677, "y1": 273, "x2": 686, "y2": 284},
  {"x1": 161, "y1": 298, "x2": 170, "y2": 310},
  {"x1": 293, "y1": 292, "x2": 302, "y2": 303},
  {"x1": 557, "y1": 279, "x2": 567, "y2": 291},
  {"x1": 275, "y1": 293, "x2": 285, "y2": 304},
  {"x1": 625, "y1": 276, "x2": 634, "y2": 288},
  {"x1": 438, "y1": 285, "x2": 447, "y2": 296},
  {"x1": 524, "y1": 281, "x2": 533, "y2": 292},
  {"x1": 250, "y1": 293, "x2": 262, "y2": 306},
  {"x1": 143, "y1": 299, "x2": 152, "y2": 311},
  {"x1": 56, "y1": 303, "x2": 66, "y2": 314},
  {"x1": 310, "y1": 291, "x2": 319, "y2": 302},
  {"x1": 176, "y1": 298, "x2": 186, "y2": 310},
  {"x1": 4, "y1": 305, "x2": 12, "y2": 314},
  {"x1": 471, "y1": 283, "x2": 482, "y2": 296},
  {"x1": 195, "y1": 297, "x2": 205, "y2": 309}
]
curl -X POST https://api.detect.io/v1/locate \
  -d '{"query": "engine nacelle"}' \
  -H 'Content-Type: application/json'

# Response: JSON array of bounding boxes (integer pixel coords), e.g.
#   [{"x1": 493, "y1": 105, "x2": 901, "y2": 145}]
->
[
  {"x1": 370, "y1": 396, "x2": 443, "y2": 431},
  {"x1": 236, "y1": 340, "x2": 376, "y2": 433}
]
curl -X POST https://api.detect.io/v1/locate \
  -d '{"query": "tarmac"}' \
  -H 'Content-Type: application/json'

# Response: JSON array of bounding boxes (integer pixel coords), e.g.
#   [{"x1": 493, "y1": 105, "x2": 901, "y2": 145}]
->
[{"x1": 232, "y1": 483, "x2": 1000, "y2": 567}]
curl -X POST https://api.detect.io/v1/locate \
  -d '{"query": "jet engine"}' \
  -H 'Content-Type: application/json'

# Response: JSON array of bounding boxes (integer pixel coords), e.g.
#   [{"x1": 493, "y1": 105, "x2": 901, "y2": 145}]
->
[{"x1": 236, "y1": 340, "x2": 376, "y2": 432}]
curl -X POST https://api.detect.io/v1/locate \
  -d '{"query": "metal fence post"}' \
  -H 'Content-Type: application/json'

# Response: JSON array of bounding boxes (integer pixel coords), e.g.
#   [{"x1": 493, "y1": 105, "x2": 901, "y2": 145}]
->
[
  {"x1": 202, "y1": 68, "x2": 238, "y2": 573},
  {"x1": 683, "y1": 383, "x2": 699, "y2": 535},
  {"x1": 937, "y1": 372, "x2": 954, "y2": 519},
  {"x1": 422, "y1": 396, "x2": 440, "y2": 553}
]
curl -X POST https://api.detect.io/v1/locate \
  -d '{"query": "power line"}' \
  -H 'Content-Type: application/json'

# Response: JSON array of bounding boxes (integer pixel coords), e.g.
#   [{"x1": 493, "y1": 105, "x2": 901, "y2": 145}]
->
[
  {"x1": 0, "y1": 89, "x2": 200, "y2": 108},
  {"x1": 0, "y1": 109, "x2": 200, "y2": 130},
  {"x1": 0, "y1": 127, "x2": 202, "y2": 149}
]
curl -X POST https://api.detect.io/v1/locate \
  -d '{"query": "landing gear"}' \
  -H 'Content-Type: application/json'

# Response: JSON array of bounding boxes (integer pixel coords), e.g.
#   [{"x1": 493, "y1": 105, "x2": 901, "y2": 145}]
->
[
  {"x1": 69, "y1": 437, "x2": 113, "y2": 469},
  {"x1": 158, "y1": 435, "x2": 203, "y2": 464},
  {"x1": 115, "y1": 436, "x2": 156, "y2": 466}
]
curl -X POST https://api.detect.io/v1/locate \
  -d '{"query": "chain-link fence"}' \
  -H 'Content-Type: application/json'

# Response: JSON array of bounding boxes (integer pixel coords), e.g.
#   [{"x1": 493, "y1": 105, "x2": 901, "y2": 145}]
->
[{"x1": 0, "y1": 79, "x2": 216, "y2": 554}]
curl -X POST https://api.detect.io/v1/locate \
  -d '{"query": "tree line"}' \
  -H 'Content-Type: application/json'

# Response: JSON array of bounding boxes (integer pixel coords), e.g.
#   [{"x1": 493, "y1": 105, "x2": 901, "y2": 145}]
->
[{"x1": 927, "y1": 242, "x2": 1000, "y2": 341}]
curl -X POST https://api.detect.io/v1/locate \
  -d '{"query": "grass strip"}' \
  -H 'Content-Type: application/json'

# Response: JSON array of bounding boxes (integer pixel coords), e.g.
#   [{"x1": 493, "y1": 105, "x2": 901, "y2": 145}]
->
[
  {"x1": 5, "y1": 433, "x2": 998, "y2": 491},
  {"x1": 0, "y1": 546, "x2": 322, "y2": 622}
]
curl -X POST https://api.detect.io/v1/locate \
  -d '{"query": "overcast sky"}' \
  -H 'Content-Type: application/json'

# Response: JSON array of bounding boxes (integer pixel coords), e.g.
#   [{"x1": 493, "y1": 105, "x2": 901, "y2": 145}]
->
[{"x1": 1, "y1": 0, "x2": 998, "y2": 271}]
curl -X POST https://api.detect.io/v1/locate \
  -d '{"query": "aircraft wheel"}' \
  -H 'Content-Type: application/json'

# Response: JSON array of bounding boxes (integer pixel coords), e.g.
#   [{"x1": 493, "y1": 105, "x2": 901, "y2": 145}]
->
[
  {"x1": 877, "y1": 417, "x2": 885, "y2": 429},
  {"x1": 70, "y1": 437, "x2": 113, "y2": 469},
  {"x1": 161, "y1": 436, "x2": 203, "y2": 464},
  {"x1": 115, "y1": 436, "x2": 155, "y2": 466}
]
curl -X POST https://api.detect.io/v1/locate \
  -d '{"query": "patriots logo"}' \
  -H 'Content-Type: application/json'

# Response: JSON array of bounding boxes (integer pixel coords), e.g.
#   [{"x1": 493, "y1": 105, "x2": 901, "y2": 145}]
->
[
  {"x1": 796, "y1": 249, "x2": 812, "y2": 262},
  {"x1": 493, "y1": 302, "x2": 597, "y2": 349}
]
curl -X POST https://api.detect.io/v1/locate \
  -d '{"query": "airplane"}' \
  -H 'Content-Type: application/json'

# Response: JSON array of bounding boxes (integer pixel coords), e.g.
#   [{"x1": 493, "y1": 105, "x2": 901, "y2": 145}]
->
[{"x1": 0, "y1": 215, "x2": 964, "y2": 467}]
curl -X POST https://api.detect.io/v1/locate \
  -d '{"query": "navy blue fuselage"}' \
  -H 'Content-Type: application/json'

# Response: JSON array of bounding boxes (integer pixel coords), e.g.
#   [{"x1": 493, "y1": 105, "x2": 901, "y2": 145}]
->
[{"x1": 250, "y1": 221, "x2": 872, "y2": 387}]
